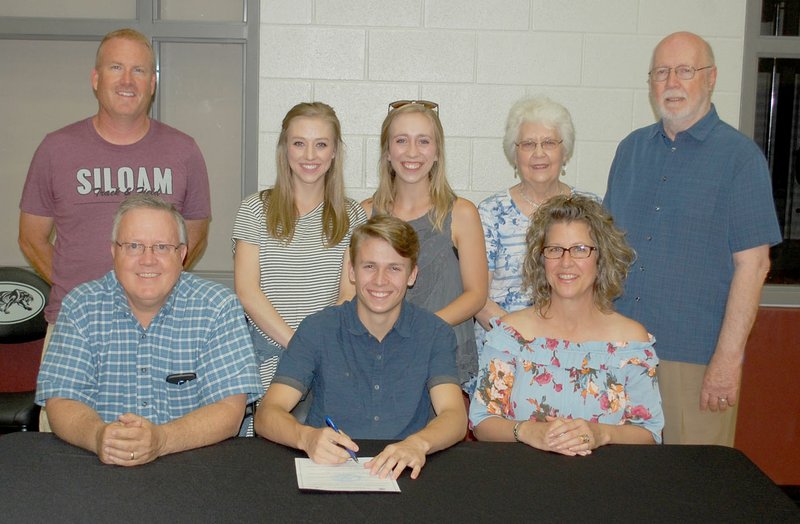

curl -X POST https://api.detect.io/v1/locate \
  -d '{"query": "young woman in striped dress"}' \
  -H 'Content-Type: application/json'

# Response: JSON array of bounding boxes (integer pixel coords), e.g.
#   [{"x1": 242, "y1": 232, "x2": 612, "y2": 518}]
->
[{"x1": 233, "y1": 102, "x2": 366, "y2": 432}]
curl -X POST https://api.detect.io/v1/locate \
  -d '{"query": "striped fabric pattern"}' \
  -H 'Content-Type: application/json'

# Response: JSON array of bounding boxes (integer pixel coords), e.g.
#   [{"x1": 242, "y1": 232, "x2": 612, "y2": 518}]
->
[{"x1": 232, "y1": 193, "x2": 367, "y2": 347}]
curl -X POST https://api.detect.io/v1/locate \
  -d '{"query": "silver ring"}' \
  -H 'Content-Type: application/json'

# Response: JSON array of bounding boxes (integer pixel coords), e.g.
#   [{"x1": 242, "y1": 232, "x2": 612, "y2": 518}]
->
[
  {"x1": 580, "y1": 434, "x2": 590, "y2": 444},
  {"x1": 719, "y1": 397, "x2": 728, "y2": 403},
  {"x1": 130, "y1": 451, "x2": 135, "y2": 460}
]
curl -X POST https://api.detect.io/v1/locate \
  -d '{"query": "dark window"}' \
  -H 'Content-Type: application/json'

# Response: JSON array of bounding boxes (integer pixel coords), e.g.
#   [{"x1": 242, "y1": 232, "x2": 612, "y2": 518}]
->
[
  {"x1": 761, "y1": 0, "x2": 800, "y2": 36},
  {"x1": 754, "y1": 57, "x2": 800, "y2": 283}
]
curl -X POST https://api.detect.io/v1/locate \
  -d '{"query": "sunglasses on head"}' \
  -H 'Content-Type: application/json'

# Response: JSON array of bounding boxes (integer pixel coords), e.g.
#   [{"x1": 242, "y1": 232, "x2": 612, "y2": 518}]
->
[{"x1": 387, "y1": 100, "x2": 439, "y2": 114}]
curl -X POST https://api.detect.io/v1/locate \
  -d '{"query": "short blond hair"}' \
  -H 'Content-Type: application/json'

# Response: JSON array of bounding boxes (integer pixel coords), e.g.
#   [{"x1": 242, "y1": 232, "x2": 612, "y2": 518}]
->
[
  {"x1": 349, "y1": 215, "x2": 419, "y2": 268},
  {"x1": 96, "y1": 28, "x2": 155, "y2": 72}
]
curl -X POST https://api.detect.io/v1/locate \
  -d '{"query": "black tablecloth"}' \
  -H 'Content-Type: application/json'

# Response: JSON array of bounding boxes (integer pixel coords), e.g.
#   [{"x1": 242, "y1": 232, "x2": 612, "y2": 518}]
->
[{"x1": 1, "y1": 433, "x2": 797, "y2": 523}]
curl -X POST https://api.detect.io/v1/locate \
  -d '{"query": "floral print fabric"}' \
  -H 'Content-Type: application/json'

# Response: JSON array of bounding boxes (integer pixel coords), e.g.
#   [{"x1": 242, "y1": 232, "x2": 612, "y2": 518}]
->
[{"x1": 470, "y1": 319, "x2": 664, "y2": 443}]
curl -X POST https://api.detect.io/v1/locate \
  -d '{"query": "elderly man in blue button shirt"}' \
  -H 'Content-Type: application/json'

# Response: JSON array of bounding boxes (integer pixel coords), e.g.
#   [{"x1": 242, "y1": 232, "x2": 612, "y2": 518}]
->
[
  {"x1": 36, "y1": 194, "x2": 262, "y2": 466},
  {"x1": 255, "y1": 215, "x2": 466, "y2": 480},
  {"x1": 604, "y1": 32, "x2": 781, "y2": 446}
]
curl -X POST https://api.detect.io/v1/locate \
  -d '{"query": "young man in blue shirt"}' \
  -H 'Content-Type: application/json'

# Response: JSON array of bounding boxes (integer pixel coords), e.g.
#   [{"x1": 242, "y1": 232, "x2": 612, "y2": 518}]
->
[{"x1": 255, "y1": 215, "x2": 466, "y2": 479}]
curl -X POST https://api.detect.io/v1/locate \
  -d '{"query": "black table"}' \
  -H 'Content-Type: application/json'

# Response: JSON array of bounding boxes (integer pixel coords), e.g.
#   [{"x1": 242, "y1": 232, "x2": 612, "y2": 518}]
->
[{"x1": 1, "y1": 433, "x2": 797, "y2": 523}]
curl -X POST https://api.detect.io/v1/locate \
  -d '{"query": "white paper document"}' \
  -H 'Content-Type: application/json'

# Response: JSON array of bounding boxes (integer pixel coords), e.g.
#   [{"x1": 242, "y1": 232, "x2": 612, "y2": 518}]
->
[{"x1": 294, "y1": 457, "x2": 401, "y2": 492}]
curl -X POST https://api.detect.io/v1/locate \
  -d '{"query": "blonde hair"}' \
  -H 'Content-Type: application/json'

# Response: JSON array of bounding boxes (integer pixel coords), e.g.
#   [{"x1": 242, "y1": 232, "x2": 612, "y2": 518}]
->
[
  {"x1": 264, "y1": 102, "x2": 350, "y2": 247},
  {"x1": 373, "y1": 103, "x2": 455, "y2": 231},
  {"x1": 96, "y1": 28, "x2": 155, "y2": 72},
  {"x1": 349, "y1": 215, "x2": 419, "y2": 268},
  {"x1": 523, "y1": 195, "x2": 635, "y2": 315}
]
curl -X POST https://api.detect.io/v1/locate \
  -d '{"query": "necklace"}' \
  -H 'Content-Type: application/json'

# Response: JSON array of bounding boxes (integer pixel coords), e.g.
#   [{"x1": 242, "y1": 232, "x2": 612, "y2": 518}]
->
[{"x1": 518, "y1": 183, "x2": 561, "y2": 213}]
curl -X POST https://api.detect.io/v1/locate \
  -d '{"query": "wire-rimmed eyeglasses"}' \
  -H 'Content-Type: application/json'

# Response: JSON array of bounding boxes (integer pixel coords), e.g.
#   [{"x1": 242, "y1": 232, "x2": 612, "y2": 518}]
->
[
  {"x1": 115, "y1": 242, "x2": 184, "y2": 256},
  {"x1": 648, "y1": 65, "x2": 713, "y2": 82},
  {"x1": 515, "y1": 139, "x2": 563, "y2": 153}
]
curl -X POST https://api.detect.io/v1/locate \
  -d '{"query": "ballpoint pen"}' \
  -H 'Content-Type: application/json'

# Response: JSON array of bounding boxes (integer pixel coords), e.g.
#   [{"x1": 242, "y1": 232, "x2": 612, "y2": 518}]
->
[{"x1": 324, "y1": 416, "x2": 359, "y2": 463}]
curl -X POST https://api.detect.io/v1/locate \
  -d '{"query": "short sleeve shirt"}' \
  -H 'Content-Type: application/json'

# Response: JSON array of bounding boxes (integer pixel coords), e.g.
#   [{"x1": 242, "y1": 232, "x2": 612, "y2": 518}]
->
[
  {"x1": 604, "y1": 106, "x2": 781, "y2": 364},
  {"x1": 36, "y1": 271, "x2": 263, "y2": 424},
  {"x1": 273, "y1": 299, "x2": 458, "y2": 439},
  {"x1": 19, "y1": 118, "x2": 211, "y2": 322},
  {"x1": 231, "y1": 193, "x2": 367, "y2": 347}
]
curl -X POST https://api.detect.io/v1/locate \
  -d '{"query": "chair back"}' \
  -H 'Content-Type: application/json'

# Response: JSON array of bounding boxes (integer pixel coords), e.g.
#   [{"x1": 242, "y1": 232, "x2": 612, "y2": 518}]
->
[{"x1": 0, "y1": 267, "x2": 49, "y2": 432}]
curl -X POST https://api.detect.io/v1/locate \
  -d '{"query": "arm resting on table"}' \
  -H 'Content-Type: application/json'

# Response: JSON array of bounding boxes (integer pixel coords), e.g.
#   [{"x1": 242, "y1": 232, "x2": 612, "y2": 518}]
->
[
  {"x1": 47, "y1": 394, "x2": 246, "y2": 466},
  {"x1": 367, "y1": 383, "x2": 467, "y2": 479},
  {"x1": 255, "y1": 383, "x2": 357, "y2": 464}
]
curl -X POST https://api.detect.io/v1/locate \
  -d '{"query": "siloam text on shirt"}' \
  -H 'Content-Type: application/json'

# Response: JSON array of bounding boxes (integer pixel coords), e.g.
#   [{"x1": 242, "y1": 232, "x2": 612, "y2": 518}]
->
[{"x1": 76, "y1": 166, "x2": 174, "y2": 196}]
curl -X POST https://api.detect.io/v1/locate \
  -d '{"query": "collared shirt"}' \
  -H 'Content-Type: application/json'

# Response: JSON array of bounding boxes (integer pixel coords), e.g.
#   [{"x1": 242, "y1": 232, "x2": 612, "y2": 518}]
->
[
  {"x1": 604, "y1": 105, "x2": 781, "y2": 364},
  {"x1": 273, "y1": 299, "x2": 458, "y2": 439},
  {"x1": 36, "y1": 271, "x2": 263, "y2": 424}
]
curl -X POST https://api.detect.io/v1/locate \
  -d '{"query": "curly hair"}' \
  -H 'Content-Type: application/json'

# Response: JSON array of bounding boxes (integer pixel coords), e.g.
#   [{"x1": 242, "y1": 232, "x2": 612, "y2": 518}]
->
[
  {"x1": 522, "y1": 194, "x2": 635, "y2": 314},
  {"x1": 502, "y1": 95, "x2": 575, "y2": 168}
]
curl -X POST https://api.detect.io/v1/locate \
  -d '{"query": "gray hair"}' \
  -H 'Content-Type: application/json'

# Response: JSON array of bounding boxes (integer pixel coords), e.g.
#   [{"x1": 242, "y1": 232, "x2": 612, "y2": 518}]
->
[
  {"x1": 111, "y1": 194, "x2": 187, "y2": 244},
  {"x1": 502, "y1": 95, "x2": 575, "y2": 168}
]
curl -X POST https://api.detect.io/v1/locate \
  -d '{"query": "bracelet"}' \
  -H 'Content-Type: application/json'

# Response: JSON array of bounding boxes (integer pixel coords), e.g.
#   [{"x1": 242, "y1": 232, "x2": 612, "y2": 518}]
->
[{"x1": 512, "y1": 421, "x2": 523, "y2": 443}]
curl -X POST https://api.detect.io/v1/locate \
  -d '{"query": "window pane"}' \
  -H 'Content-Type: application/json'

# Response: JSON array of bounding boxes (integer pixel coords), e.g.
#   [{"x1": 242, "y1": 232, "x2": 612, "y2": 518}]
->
[
  {"x1": 159, "y1": 0, "x2": 244, "y2": 22},
  {"x1": 755, "y1": 57, "x2": 800, "y2": 284},
  {"x1": 0, "y1": 39, "x2": 98, "y2": 267},
  {"x1": 761, "y1": 0, "x2": 800, "y2": 36},
  {"x1": 0, "y1": 0, "x2": 134, "y2": 19},
  {"x1": 158, "y1": 41, "x2": 244, "y2": 272}
]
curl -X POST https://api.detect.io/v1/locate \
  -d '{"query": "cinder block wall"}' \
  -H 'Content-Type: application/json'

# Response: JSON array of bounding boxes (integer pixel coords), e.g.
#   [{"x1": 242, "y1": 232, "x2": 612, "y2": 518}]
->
[{"x1": 258, "y1": 0, "x2": 747, "y2": 204}]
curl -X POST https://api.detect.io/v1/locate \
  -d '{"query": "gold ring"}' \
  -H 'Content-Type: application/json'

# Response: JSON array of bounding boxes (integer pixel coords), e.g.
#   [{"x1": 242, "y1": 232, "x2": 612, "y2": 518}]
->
[
  {"x1": 580, "y1": 434, "x2": 590, "y2": 444},
  {"x1": 130, "y1": 451, "x2": 135, "y2": 460}
]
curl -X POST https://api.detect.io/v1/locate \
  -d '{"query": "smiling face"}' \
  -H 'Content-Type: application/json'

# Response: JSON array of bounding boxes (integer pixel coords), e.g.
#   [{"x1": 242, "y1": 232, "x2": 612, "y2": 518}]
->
[
  {"x1": 386, "y1": 111, "x2": 439, "y2": 186},
  {"x1": 649, "y1": 32, "x2": 717, "y2": 137},
  {"x1": 515, "y1": 121, "x2": 564, "y2": 186},
  {"x1": 543, "y1": 220, "x2": 597, "y2": 304},
  {"x1": 349, "y1": 236, "x2": 418, "y2": 329},
  {"x1": 92, "y1": 37, "x2": 156, "y2": 122},
  {"x1": 112, "y1": 207, "x2": 186, "y2": 326},
  {"x1": 285, "y1": 116, "x2": 336, "y2": 192}
]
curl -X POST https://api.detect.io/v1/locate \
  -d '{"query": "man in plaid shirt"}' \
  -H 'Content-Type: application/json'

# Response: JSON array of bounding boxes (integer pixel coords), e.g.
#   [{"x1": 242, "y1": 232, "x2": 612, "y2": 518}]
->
[{"x1": 36, "y1": 195, "x2": 262, "y2": 466}]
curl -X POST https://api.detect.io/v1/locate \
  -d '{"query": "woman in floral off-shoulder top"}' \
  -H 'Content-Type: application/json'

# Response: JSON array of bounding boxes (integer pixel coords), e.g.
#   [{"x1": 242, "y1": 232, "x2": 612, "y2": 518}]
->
[{"x1": 470, "y1": 195, "x2": 663, "y2": 454}]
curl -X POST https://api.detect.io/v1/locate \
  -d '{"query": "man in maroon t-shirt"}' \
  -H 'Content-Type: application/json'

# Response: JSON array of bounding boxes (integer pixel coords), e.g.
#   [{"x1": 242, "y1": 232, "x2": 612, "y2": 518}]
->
[{"x1": 18, "y1": 28, "x2": 211, "y2": 431}]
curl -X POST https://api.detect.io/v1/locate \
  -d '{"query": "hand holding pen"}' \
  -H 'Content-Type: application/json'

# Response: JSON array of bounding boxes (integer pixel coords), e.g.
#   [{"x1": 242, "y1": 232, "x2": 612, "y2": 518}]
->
[{"x1": 325, "y1": 416, "x2": 359, "y2": 463}]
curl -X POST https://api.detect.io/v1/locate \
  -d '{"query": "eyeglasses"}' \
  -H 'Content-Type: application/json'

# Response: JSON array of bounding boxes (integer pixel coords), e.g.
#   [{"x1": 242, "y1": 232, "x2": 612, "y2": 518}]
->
[
  {"x1": 542, "y1": 244, "x2": 597, "y2": 259},
  {"x1": 648, "y1": 65, "x2": 713, "y2": 82},
  {"x1": 115, "y1": 242, "x2": 184, "y2": 256},
  {"x1": 388, "y1": 100, "x2": 439, "y2": 114},
  {"x1": 515, "y1": 139, "x2": 563, "y2": 153}
]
